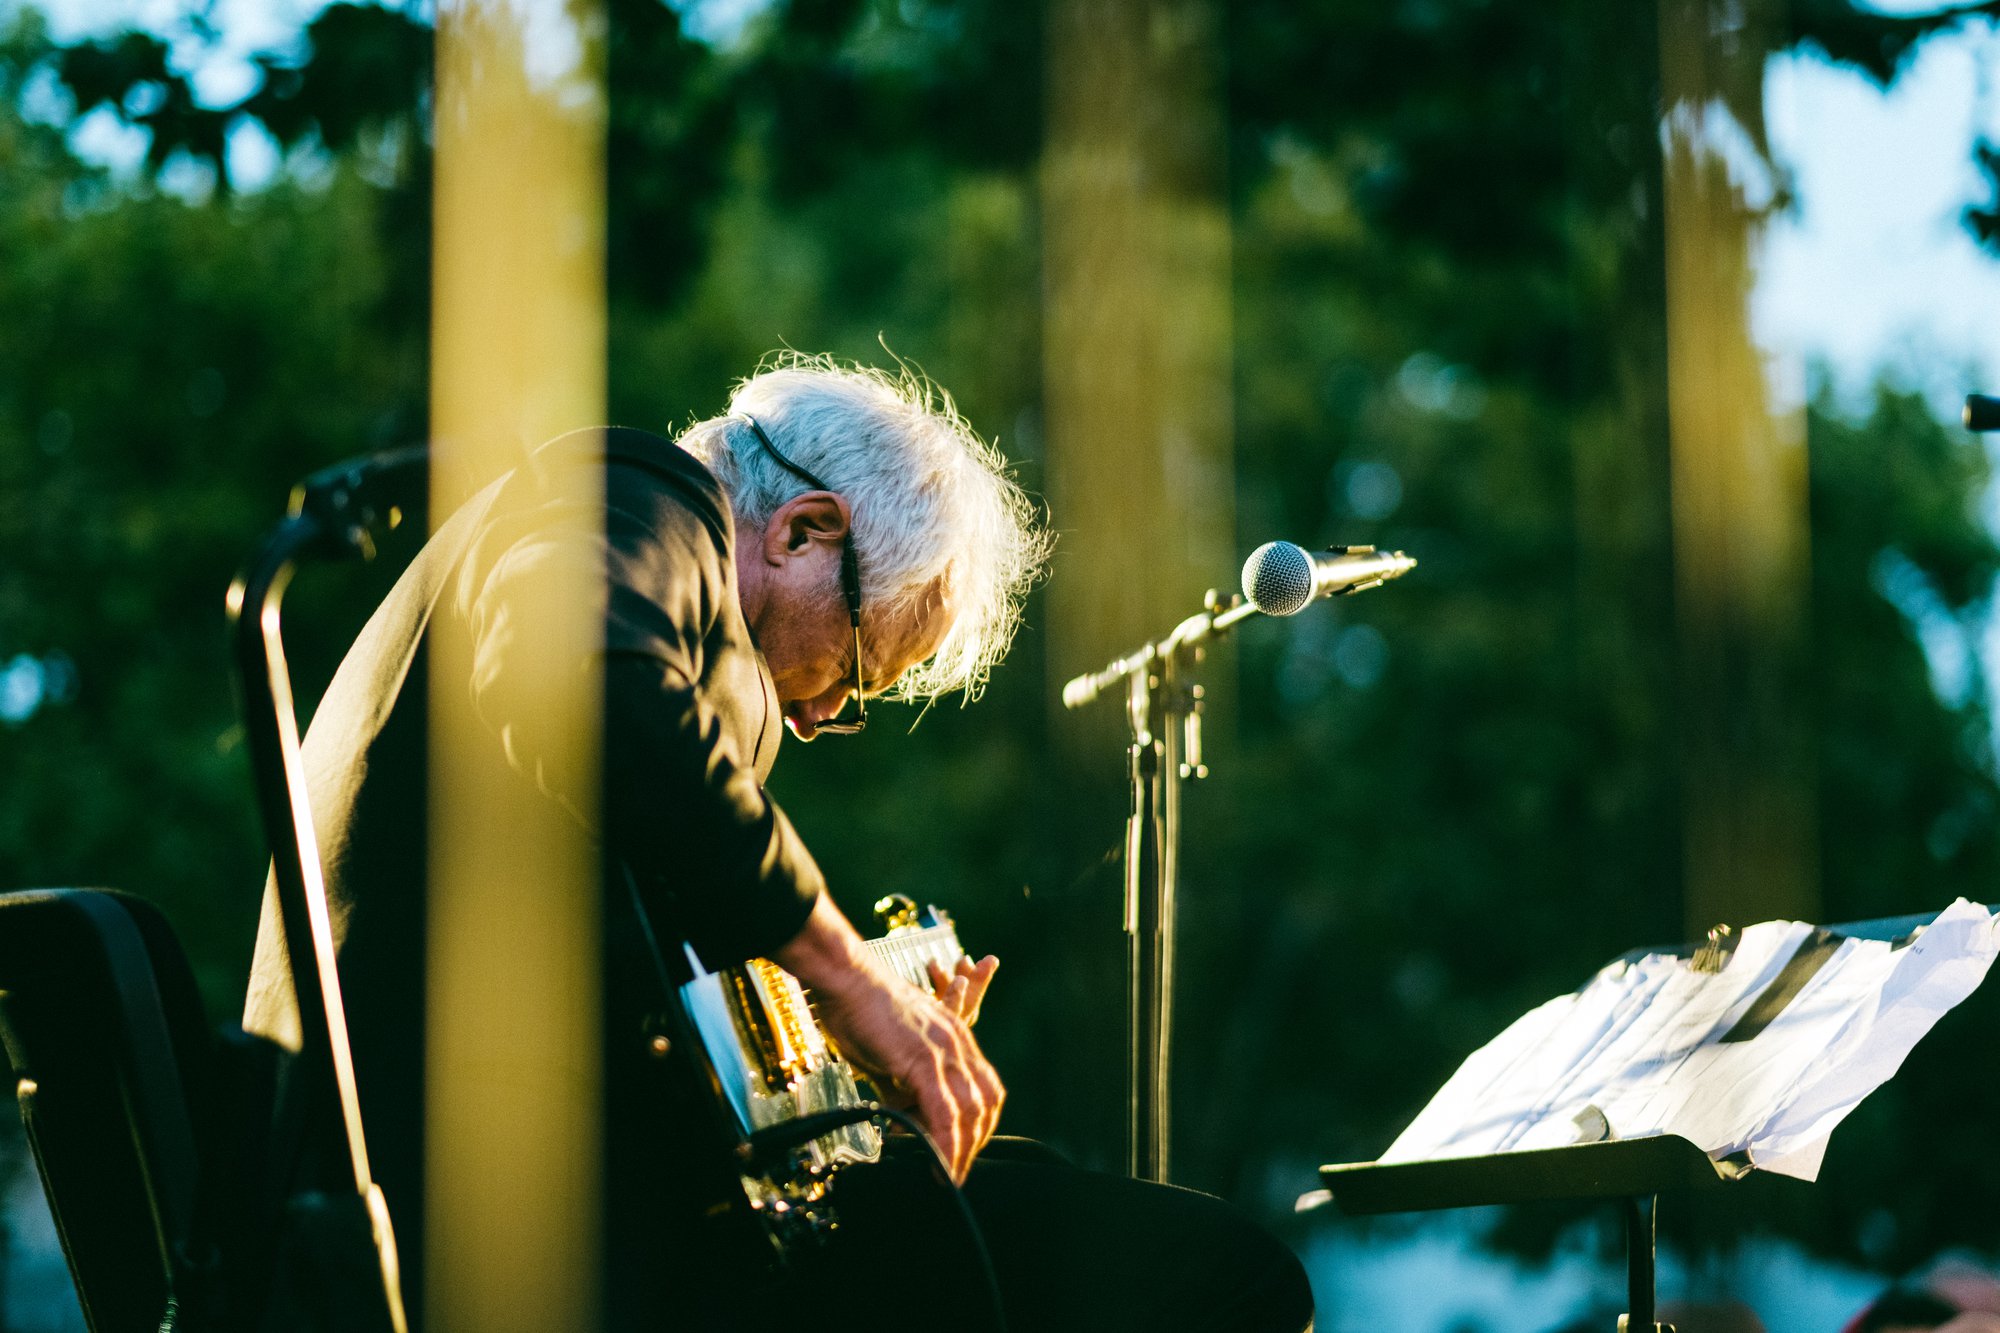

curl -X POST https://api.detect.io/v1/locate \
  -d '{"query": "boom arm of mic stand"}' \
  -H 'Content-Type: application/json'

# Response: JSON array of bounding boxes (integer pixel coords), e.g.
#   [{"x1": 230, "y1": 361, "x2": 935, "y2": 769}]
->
[{"x1": 1060, "y1": 594, "x2": 1261, "y2": 712}]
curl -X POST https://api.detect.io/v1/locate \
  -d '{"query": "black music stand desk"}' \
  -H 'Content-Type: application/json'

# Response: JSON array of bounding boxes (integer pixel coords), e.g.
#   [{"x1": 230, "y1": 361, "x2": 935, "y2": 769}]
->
[{"x1": 1316, "y1": 1134, "x2": 1735, "y2": 1332}]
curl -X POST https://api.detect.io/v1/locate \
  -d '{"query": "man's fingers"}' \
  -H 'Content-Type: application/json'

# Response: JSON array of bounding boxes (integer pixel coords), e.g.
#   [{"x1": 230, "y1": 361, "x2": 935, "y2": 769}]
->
[
  {"x1": 926, "y1": 960, "x2": 968, "y2": 1013},
  {"x1": 913, "y1": 1047, "x2": 970, "y2": 1182},
  {"x1": 972, "y1": 1056, "x2": 1005, "y2": 1148},
  {"x1": 916, "y1": 1056, "x2": 960, "y2": 1144},
  {"x1": 907, "y1": 1019, "x2": 994, "y2": 1182},
  {"x1": 927, "y1": 956, "x2": 999, "y2": 1027},
  {"x1": 937, "y1": 1021, "x2": 1001, "y2": 1180},
  {"x1": 940, "y1": 1022, "x2": 1002, "y2": 1170},
  {"x1": 959, "y1": 955, "x2": 998, "y2": 1026}
]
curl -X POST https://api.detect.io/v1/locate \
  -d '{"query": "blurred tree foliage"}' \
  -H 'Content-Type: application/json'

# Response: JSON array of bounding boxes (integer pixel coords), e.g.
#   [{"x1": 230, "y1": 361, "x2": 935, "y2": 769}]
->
[{"x1": 5, "y1": 0, "x2": 2000, "y2": 1280}]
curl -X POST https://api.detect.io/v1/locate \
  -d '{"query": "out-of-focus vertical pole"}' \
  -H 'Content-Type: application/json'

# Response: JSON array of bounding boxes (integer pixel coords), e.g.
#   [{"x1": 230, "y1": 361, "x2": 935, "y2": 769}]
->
[
  {"x1": 1043, "y1": 0, "x2": 1236, "y2": 703},
  {"x1": 1043, "y1": 0, "x2": 1233, "y2": 1184},
  {"x1": 430, "y1": 2, "x2": 606, "y2": 1329},
  {"x1": 1658, "y1": 0, "x2": 1816, "y2": 937}
]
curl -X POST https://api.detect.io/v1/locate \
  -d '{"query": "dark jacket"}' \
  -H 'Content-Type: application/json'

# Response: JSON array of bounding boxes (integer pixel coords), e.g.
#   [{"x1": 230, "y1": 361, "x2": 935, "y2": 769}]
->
[{"x1": 242, "y1": 426, "x2": 823, "y2": 1314}]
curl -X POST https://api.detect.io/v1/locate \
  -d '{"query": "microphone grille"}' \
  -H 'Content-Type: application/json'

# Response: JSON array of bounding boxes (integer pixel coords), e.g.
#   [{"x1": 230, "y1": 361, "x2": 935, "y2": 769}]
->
[{"x1": 1242, "y1": 541, "x2": 1314, "y2": 616}]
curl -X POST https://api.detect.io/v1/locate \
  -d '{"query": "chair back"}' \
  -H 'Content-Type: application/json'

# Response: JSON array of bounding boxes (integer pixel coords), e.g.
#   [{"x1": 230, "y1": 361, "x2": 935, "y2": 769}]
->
[{"x1": 0, "y1": 888, "x2": 224, "y2": 1332}]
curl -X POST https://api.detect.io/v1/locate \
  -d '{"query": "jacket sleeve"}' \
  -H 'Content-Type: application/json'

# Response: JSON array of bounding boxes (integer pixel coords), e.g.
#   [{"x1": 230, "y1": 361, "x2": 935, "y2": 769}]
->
[{"x1": 454, "y1": 458, "x2": 823, "y2": 966}]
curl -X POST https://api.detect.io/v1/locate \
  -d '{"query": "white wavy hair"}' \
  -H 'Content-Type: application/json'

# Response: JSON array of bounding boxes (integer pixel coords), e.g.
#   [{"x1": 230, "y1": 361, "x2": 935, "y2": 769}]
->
[{"x1": 678, "y1": 354, "x2": 1052, "y2": 702}]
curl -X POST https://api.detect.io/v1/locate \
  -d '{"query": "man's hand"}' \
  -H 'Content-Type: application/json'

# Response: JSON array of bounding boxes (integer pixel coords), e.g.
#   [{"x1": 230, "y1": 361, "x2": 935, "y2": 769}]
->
[
  {"x1": 927, "y1": 955, "x2": 999, "y2": 1027},
  {"x1": 774, "y1": 896, "x2": 1004, "y2": 1182}
]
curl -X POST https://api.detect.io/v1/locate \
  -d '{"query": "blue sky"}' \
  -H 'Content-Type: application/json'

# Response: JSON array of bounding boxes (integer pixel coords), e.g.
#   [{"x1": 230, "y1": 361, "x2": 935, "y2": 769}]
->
[
  {"x1": 1757, "y1": 24, "x2": 2000, "y2": 416},
  {"x1": 28, "y1": 0, "x2": 332, "y2": 188}
]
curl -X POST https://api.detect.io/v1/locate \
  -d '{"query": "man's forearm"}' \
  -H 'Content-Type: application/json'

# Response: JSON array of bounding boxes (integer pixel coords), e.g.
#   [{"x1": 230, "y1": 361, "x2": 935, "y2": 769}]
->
[{"x1": 771, "y1": 891, "x2": 879, "y2": 999}]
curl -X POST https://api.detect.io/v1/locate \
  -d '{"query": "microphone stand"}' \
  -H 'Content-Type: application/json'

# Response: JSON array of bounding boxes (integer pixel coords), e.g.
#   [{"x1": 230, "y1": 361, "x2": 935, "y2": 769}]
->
[{"x1": 1062, "y1": 591, "x2": 1262, "y2": 1183}]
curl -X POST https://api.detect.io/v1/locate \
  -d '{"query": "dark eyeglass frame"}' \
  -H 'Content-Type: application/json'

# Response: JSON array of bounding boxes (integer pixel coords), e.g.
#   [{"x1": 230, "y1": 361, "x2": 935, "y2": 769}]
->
[{"x1": 738, "y1": 414, "x2": 867, "y2": 735}]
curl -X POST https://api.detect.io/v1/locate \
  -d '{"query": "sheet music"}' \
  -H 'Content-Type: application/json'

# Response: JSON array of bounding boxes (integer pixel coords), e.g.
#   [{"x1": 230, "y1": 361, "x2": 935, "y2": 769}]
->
[{"x1": 1380, "y1": 899, "x2": 2000, "y2": 1180}]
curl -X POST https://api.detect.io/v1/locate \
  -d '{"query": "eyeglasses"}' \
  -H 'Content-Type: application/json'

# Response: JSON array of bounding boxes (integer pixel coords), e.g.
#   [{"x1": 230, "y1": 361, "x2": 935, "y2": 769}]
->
[{"x1": 738, "y1": 414, "x2": 867, "y2": 736}]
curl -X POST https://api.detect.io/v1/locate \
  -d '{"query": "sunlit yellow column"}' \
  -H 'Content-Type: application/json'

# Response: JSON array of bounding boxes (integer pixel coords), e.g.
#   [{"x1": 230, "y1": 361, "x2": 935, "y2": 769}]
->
[
  {"x1": 1042, "y1": 0, "x2": 1236, "y2": 717},
  {"x1": 1659, "y1": 0, "x2": 1816, "y2": 936},
  {"x1": 429, "y1": 2, "x2": 605, "y2": 1328}
]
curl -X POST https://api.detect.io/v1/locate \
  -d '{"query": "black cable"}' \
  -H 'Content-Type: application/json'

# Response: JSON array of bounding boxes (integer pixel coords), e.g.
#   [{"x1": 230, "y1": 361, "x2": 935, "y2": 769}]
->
[
  {"x1": 743, "y1": 1106, "x2": 885, "y2": 1157},
  {"x1": 744, "y1": 1096, "x2": 1008, "y2": 1320},
  {"x1": 748, "y1": 1103, "x2": 1006, "y2": 1330},
  {"x1": 867, "y1": 1106, "x2": 1009, "y2": 1333},
  {"x1": 748, "y1": 1104, "x2": 1008, "y2": 1320},
  {"x1": 747, "y1": 1103, "x2": 1007, "y2": 1331}
]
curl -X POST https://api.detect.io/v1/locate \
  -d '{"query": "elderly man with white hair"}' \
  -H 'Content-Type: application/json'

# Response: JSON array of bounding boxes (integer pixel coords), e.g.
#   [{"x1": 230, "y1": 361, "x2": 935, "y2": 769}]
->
[{"x1": 245, "y1": 355, "x2": 1314, "y2": 1330}]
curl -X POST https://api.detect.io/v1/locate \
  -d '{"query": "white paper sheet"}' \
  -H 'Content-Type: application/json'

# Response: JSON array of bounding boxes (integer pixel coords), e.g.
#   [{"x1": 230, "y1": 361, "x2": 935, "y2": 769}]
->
[{"x1": 1379, "y1": 899, "x2": 2000, "y2": 1180}]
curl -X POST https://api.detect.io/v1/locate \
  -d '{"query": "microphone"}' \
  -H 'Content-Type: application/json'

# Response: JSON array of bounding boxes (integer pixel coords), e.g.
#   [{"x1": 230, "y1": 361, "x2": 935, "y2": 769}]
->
[{"x1": 1241, "y1": 541, "x2": 1416, "y2": 616}]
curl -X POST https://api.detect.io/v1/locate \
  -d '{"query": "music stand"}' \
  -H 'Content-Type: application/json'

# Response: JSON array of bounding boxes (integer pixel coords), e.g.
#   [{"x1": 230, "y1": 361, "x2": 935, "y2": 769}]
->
[{"x1": 1310, "y1": 907, "x2": 1995, "y2": 1333}]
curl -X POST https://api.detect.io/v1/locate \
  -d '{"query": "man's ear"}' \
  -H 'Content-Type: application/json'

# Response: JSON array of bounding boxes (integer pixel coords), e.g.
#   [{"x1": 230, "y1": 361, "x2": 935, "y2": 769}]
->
[{"x1": 760, "y1": 491, "x2": 852, "y2": 564}]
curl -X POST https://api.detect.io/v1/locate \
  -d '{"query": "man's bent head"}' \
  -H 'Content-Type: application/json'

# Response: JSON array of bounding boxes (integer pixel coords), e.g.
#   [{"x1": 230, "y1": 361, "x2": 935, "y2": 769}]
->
[{"x1": 680, "y1": 353, "x2": 1052, "y2": 725}]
